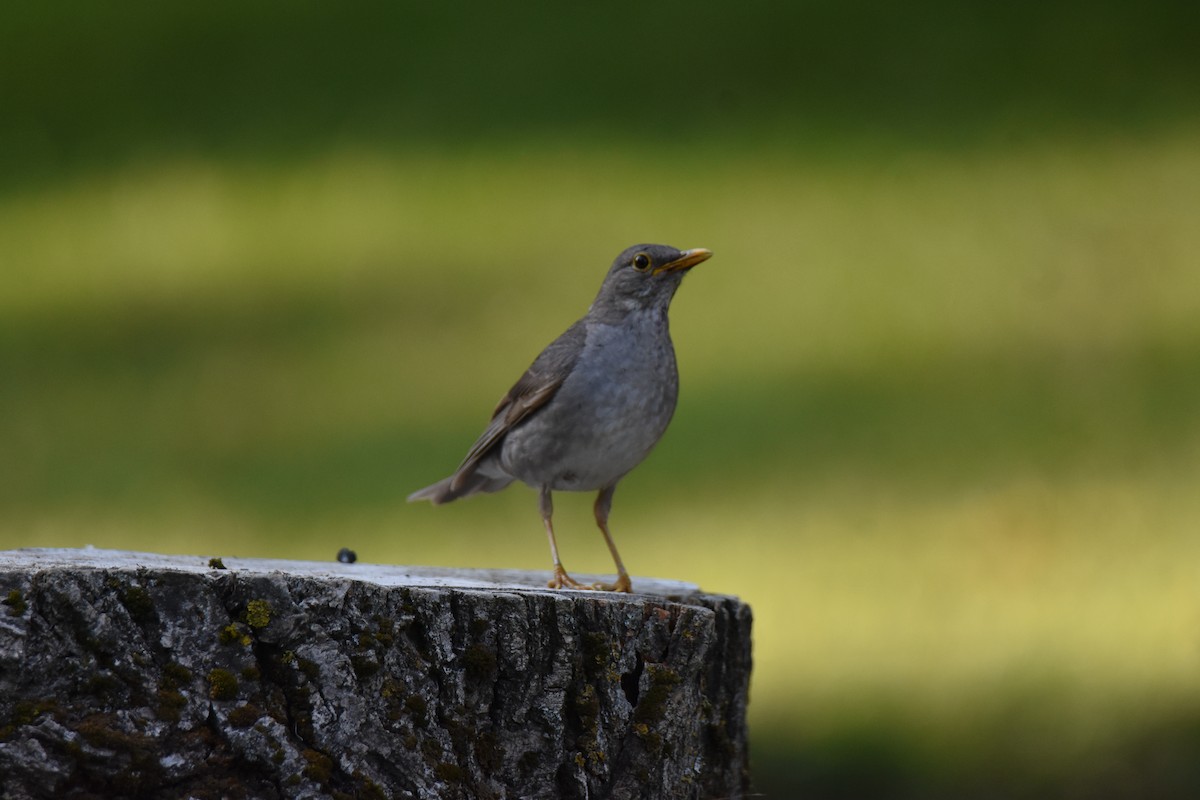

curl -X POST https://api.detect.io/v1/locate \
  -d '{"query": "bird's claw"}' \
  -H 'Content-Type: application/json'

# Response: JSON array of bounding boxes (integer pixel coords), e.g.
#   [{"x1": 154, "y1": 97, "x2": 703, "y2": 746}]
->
[
  {"x1": 591, "y1": 574, "x2": 633, "y2": 593},
  {"x1": 547, "y1": 567, "x2": 589, "y2": 590},
  {"x1": 547, "y1": 569, "x2": 633, "y2": 593}
]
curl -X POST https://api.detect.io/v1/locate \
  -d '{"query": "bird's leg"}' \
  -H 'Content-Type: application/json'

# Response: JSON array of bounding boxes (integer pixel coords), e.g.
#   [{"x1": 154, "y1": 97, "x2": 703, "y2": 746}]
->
[
  {"x1": 591, "y1": 485, "x2": 633, "y2": 593},
  {"x1": 541, "y1": 486, "x2": 586, "y2": 590}
]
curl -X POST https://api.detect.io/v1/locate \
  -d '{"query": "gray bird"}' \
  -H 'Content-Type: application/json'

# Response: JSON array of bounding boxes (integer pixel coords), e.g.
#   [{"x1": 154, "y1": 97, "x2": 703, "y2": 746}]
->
[{"x1": 408, "y1": 244, "x2": 712, "y2": 593}]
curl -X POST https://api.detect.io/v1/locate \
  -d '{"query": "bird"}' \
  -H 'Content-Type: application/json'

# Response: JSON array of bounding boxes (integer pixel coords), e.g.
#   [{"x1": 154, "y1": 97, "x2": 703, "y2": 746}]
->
[{"x1": 408, "y1": 244, "x2": 712, "y2": 593}]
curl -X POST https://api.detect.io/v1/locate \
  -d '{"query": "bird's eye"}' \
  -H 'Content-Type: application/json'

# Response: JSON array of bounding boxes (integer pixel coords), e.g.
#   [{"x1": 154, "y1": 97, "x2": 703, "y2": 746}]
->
[{"x1": 632, "y1": 253, "x2": 652, "y2": 272}]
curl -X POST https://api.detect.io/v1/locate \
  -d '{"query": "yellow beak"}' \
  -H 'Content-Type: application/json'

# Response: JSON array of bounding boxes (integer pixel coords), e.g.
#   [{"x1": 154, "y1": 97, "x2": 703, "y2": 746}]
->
[{"x1": 654, "y1": 248, "x2": 713, "y2": 275}]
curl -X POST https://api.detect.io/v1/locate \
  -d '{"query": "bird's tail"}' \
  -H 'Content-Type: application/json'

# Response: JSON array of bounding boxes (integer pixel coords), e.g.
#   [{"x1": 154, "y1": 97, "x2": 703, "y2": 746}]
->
[{"x1": 407, "y1": 471, "x2": 515, "y2": 505}]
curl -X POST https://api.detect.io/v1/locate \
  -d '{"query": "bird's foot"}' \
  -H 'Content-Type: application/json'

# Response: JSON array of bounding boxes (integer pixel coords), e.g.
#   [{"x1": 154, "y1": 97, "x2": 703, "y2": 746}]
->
[
  {"x1": 591, "y1": 574, "x2": 633, "y2": 593},
  {"x1": 547, "y1": 566, "x2": 589, "y2": 590}
]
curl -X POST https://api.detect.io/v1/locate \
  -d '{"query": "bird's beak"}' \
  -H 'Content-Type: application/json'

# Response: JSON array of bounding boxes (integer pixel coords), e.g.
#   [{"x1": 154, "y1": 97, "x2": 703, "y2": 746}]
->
[{"x1": 654, "y1": 248, "x2": 713, "y2": 275}]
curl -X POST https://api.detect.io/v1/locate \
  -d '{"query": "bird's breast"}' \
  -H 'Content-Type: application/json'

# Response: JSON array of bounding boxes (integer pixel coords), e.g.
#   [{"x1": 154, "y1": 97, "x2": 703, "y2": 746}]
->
[{"x1": 500, "y1": 313, "x2": 679, "y2": 491}]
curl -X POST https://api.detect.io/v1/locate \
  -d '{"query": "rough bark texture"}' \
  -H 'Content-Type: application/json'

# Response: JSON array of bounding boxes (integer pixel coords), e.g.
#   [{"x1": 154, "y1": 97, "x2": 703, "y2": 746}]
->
[{"x1": 0, "y1": 549, "x2": 751, "y2": 799}]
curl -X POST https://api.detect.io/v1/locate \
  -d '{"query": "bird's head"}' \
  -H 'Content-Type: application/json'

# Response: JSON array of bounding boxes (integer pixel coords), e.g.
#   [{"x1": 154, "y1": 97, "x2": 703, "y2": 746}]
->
[{"x1": 591, "y1": 244, "x2": 712, "y2": 315}]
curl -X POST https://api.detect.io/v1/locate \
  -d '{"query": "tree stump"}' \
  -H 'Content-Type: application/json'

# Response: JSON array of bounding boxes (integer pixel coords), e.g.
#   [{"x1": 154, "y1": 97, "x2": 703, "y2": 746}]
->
[{"x1": 0, "y1": 548, "x2": 752, "y2": 799}]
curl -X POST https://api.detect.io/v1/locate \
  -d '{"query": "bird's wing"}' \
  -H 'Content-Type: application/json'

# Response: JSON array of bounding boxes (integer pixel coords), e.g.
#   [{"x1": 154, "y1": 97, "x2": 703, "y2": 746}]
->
[{"x1": 448, "y1": 320, "x2": 586, "y2": 491}]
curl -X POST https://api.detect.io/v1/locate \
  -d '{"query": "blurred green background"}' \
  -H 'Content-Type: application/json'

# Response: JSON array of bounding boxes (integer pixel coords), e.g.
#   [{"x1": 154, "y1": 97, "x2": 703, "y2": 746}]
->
[{"x1": 3, "y1": 1, "x2": 1200, "y2": 796}]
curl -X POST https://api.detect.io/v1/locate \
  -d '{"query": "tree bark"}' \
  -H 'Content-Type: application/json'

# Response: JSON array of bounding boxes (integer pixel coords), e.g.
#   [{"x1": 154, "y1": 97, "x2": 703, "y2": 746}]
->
[{"x1": 0, "y1": 548, "x2": 751, "y2": 799}]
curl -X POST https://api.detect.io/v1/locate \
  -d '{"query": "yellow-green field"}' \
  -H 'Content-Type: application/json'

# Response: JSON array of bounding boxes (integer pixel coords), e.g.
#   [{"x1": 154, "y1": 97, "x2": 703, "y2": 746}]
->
[{"x1": 3, "y1": 131, "x2": 1199, "y2": 795}]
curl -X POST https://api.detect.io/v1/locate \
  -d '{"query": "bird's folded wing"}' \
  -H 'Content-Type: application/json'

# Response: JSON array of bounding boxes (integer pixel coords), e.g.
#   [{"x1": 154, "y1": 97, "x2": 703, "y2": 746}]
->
[{"x1": 448, "y1": 321, "x2": 585, "y2": 491}]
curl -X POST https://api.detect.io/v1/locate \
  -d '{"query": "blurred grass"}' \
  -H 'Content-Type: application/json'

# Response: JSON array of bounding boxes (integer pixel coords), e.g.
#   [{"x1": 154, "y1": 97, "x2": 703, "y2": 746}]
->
[
  {"x1": 2, "y1": 133, "x2": 1200, "y2": 796},
  {"x1": 3, "y1": 1, "x2": 1200, "y2": 795},
  {"x1": 2, "y1": 1, "x2": 1198, "y2": 187}
]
